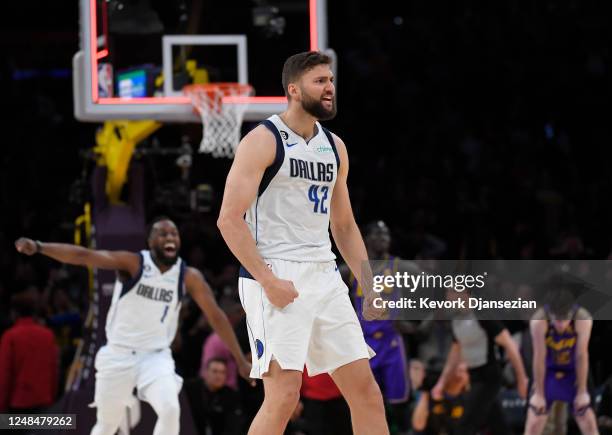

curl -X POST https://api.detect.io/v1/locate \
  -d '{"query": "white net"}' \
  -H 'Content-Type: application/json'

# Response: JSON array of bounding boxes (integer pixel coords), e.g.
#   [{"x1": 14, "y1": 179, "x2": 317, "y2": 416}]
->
[{"x1": 184, "y1": 83, "x2": 254, "y2": 158}]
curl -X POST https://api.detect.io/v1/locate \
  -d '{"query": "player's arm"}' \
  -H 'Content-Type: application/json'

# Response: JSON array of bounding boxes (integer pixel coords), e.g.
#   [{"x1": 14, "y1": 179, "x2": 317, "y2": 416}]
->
[
  {"x1": 495, "y1": 328, "x2": 528, "y2": 399},
  {"x1": 530, "y1": 319, "x2": 547, "y2": 397},
  {"x1": 217, "y1": 126, "x2": 298, "y2": 308},
  {"x1": 411, "y1": 391, "x2": 430, "y2": 432},
  {"x1": 574, "y1": 314, "x2": 593, "y2": 409},
  {"x1": 328, "y1": 135, "x2": 380, "y2": 320},
  {"x1": 15, "y1": 237, "x2": 139, "y2": 276},
  {"x1": 432, "y1": 341, "x2": 461, "y2": 399},
  {"x1": 184, "y1": 267, "x2": 252, "y2": 382}
]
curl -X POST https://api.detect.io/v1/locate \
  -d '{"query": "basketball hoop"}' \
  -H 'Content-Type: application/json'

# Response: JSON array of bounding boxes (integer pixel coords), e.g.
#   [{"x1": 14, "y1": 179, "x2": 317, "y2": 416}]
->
[{"x1": 184, "y1": 83, "x2": 254, "y2": 158}]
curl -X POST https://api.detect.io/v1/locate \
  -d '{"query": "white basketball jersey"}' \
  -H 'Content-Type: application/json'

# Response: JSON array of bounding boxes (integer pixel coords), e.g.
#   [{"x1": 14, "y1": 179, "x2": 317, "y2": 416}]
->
[
  {"x1": 245, "y1": 114, "x2": 339, "y2": 262},
  {"x1": 105, "y1": 250, "x2": 184, "y2": 350}
]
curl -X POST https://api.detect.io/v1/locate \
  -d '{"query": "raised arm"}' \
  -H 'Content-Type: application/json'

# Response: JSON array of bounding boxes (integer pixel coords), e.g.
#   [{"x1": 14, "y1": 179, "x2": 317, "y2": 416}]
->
[
  {"x1": 15, "y1": 237, "x2": 140, "y2": 277},
  {"x1": 329, "y1": 135, "x2": 382, "y2": 320},
  {"x1": 184, "y1": 267, "x2": 252, "y2": 383},
  {"x1": 217, "y1": 126, "x2": 298, "y2": 308}
]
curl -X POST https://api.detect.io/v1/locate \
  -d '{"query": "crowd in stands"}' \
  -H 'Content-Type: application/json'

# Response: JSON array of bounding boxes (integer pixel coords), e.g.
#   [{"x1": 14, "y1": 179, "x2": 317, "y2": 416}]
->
[{"x1": 2, "y1": 1, "x2": 612, "y2": 433}]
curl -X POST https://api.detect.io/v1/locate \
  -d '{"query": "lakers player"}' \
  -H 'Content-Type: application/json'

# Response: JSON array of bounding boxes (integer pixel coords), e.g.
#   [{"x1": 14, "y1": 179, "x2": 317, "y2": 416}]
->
[
  {"x1": 524, "y1": 297, "x2": 598, "y2": 435},
  {"x1": 343, "y1": 221, "x2": 414, "y2": 432},
  {"x1": 15, "y1": 217, "x2": 251, "y2": 435},
  {"x1": 217, "y1": 51, "x2": 389, "y2": 434}
]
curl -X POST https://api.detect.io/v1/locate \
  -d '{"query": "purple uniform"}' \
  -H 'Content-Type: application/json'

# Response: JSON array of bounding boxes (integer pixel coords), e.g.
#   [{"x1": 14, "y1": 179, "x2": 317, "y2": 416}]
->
[
  {"x1": 350, "y1": 256, "x2": 409, "y2": 403},
  {"x1": 543, "y1": 305, "x2": 579, "y2": 411}
]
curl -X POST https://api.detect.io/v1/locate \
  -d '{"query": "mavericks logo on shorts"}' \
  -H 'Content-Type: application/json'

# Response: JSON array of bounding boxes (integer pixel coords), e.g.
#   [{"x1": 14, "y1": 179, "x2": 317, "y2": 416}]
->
[{"x1": 255, "y1": 339, "x2": 264, "y2": 359}]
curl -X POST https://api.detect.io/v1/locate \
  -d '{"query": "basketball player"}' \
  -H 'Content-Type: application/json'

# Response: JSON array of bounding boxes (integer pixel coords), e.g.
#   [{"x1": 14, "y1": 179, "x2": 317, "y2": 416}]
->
[
  {"x1": 14, "y1": 217, "x2": 252, "y2": 435},
  {"x1": 217, "y1": 51, "x2": 389, "y2": 434},
  {"x1": 524, "y1": 300, "x2": 598, "y2": 435},
  {"x1": 342, "y1": 220, "x2": 413, "y2": 432}
]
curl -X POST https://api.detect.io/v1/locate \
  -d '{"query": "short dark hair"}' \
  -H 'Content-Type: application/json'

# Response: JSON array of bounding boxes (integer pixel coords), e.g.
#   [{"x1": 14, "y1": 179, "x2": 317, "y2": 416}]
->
[
  {"x1": 146, "y1": 215, "x2": 175, "y2": 239},
  {"x1": 282, "y1": 51, "x2": 332, "y2": 98}
]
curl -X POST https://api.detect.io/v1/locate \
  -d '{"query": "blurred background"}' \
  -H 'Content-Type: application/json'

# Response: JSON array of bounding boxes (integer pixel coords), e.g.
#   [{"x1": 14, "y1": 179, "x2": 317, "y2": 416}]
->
[{"x1": 1, "y1": 1, "x2": 612, "y2": 434}]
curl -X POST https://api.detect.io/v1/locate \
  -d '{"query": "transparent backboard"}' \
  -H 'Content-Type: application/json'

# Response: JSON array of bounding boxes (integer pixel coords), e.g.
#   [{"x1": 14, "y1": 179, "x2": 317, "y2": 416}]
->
[{"x1": 73, "y1": 0, "x2": 333, "y2": 122}]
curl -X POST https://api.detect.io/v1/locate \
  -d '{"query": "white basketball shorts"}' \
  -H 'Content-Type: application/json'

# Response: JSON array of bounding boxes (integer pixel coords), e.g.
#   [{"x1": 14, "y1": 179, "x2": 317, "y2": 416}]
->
[
  {"x1": 91, "y1": 344, "x2": 183, "y2": 409},
  {"x1": 238, "y1": 259, "x2": 375, "y2": 378}
]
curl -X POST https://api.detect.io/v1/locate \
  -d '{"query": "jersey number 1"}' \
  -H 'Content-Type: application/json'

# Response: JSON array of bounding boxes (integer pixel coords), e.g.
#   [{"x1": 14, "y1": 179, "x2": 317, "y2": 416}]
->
[
  {"x1": 160, "y1": 305, "x2": 169, "y2": 323},
  {"x1": 308, "y1": 185, "x2": 329, "y2": 214}
]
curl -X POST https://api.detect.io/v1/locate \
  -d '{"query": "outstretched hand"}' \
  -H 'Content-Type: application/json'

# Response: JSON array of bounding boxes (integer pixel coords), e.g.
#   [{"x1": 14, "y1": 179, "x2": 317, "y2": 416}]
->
[{"x1": 15, "y1": 237, "x2": 38, "y2": 255}]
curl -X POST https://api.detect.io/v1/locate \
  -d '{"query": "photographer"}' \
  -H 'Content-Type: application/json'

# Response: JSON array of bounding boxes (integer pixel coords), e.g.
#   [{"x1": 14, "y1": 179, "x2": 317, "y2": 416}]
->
[{"x1": 412, "y1": 361, "x2": 469, "y2": 435}]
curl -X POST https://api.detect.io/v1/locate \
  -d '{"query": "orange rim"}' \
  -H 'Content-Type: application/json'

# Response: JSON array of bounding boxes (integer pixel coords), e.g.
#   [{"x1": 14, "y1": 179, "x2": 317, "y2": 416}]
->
[{"x1": 183, "y1": 83, "x2": 253, "y2": 98}]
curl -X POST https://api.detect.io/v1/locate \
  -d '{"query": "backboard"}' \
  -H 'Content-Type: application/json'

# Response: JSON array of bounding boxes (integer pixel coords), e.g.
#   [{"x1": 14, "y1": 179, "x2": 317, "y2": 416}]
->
[{"x1": 73, "y1": 0, "x2": 333, "y2": 122}]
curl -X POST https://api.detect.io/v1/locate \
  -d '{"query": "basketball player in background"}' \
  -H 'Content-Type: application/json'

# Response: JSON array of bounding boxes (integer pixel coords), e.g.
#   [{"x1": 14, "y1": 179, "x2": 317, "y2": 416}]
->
[
  {"x1": 217, "y1": 51, "x2": 389, "y2": 434},
  {"x1": 524, "y1": 292, "x2": 598, "y2": 435},
  {"x1": 341, "y1": 220, "x2": 414, "y2": 432},
  {"x1": 15, "y1": 217, "x2": 252, "y2": 435}
]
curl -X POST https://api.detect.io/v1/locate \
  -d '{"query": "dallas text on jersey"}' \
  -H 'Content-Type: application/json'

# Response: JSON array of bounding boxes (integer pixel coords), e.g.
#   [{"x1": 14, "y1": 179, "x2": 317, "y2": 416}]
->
[
  {"x1": 135, "y1": 283, "x2": 174, "y2": 303},
  {"x1": 289, "y1": 158, "x2": 334, "y2": 182}
]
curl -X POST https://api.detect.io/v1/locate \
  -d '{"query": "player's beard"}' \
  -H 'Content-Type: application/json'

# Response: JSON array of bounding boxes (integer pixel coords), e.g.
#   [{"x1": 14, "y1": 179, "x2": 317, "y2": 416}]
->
[
  {"x1": 300, "y1": 88, "x2": 337, "y2": 120},
  {"x1": 152, "y1": 247, "x2": 178, "y2": 266}
]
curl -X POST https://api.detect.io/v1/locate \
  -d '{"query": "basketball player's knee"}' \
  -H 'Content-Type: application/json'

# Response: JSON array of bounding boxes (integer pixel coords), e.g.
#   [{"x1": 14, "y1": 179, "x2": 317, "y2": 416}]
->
[
  {"x1": 350, "y1": 378, "x2": 384, "y2": 411},
  {"x1": 275, "y1": 388, "x2": 301, "y2": 414},
  {"x1": 574, "y1": 411, "x2": 597, "y2": 431},
  {"x1": 364, "y1": 381, "x2": 385, "y2": 410},
  {"x1": 266, "y1": 372, "x2": 301, "y2": 411}
]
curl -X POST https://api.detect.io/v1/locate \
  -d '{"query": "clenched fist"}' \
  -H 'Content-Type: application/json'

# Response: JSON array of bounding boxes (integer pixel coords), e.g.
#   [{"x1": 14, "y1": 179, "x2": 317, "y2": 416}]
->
[
  {"x1": 263, "y1": 277, "x2": 299, "y2": 308},
  {"x1": 15, "y1": 237, "x2": 39, "y2": 255}
]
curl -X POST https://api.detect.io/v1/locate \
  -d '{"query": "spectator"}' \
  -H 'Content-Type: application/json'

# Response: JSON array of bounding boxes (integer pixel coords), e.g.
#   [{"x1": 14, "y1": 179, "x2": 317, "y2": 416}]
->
[
  {"x1": 412, "y1": 361, "x2": 470, "y2": 435},
  {"x1": 0, "y1": 286, "x2": 59, "y2": 413},
  {"x1": 409, "y1": 359, "x2": 427, "y2": 393},
  {"x1": 184, "y1": 358, "x2": 244, "y2": 435},
  {"x1": 200, "y1": 300, "x2": 244, "y2": 390}
]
